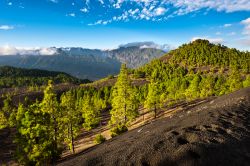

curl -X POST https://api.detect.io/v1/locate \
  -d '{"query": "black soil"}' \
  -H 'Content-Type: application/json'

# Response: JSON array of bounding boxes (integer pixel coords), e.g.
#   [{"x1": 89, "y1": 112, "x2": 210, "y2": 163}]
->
[{"x1": 58, "y1": 87, "x2": 250, "y2": 166}]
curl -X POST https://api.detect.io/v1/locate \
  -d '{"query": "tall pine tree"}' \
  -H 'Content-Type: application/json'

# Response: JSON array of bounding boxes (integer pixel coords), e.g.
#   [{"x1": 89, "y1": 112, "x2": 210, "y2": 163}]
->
[
  {"x1": 109, "y1": 64, "x2": 138, "y2": 132},
  {"x1": 40, "y1": 80, "x2": 62, "y2": 161},
  {"x1": 80, "y1": 95, "x2": 100, "y2": 130},
  {"x1": 144, "y1": 81, "x2": 160, "y2": 119},
  {"x1": 60, "y1": 91, "x2": 80, "y2": 154}
]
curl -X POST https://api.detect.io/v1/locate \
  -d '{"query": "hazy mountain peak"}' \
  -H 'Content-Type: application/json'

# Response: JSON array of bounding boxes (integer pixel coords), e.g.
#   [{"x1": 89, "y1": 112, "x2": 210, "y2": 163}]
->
[{"x1": 118, "y1": 41, "x2": 172, "y2": 52}]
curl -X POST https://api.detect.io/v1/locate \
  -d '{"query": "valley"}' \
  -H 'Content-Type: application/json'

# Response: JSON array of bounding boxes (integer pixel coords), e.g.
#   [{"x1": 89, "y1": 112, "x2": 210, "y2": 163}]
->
[{"x1": 0, "y1": 42, "x2": 166, "y2": 80}]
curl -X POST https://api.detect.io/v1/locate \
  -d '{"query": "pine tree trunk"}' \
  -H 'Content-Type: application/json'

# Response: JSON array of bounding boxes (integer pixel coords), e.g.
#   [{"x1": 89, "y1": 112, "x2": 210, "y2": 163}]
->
[
  {"x1": 68, "y1": 124, "x2": 70, "y2": 150},
  {"x1": 52, "y1": 116, "x2": 57, "y2": 165},
  {"x1": 143, "y1": 109, "x2": 144, "y2": 121},
  {"x1": 124, "y1": 104, "x2": 127, "y2": 123},
  {"x1": 70, "y1": 123, "x2": 75, "y2": 154},
  {"x1": 53, "y1": 117, "x2": 57, "y2": 148},
  {"x1": 154, "y1": 104, "x2": 156, "y2": 119}
]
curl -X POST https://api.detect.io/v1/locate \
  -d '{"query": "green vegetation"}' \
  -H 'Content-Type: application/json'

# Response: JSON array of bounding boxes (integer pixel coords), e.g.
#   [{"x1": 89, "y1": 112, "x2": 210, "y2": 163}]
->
[
  {"x1": 0, "y1": 66, "x2": 89, "y2": 88},
  {"x1": 0, "y1": 111, "x2": 7, "y2": 129},
  {"x1": 109, "y1": 64, "x2": 138, "y2": 135},
  {"x1": 0, "y1": 96, "x2": 16, "y2": 129},
  {"x1": 80, "y1": 95, "x2": 101, "y2": 130},
  {"x1": 135, "y1": 40, "x2": 250, "y2": 104},
  {"x1": 169, "y1": 39, "x2": 249, "y2": 72},
  {"x1": 60, "y1": 91, "x2": 81, "y2": 153},
  {"x1": 10, "y1": 81, "x2": 112, "y2": 164},
  {"x1": 110, "y1": 125, "x2": 128, "y2": 138},
  {"x1": 0, "y1": 40, "x2": 249, "y2": 165},
  {"x1": 94, "y1": 134, "x2": 106, "y2": 144},
  {"x1": 144, "y1": 81, "x2": 161, "y2": 119}
]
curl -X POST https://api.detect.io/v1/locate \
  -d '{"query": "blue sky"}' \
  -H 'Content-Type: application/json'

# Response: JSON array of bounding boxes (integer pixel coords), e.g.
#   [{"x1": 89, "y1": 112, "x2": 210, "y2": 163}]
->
[{"x1": 0, "y1": 0, "x2": 250, "y2": 51}]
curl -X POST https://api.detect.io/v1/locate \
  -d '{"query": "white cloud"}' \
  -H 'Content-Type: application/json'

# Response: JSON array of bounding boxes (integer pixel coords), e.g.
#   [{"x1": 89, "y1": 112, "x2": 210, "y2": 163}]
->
[
  {"x1": 237, "y1": 38, "x2": 250, "y2": 47},
  {"x1": 88, "y1": 20, "x2": 112, "y2": 26},
  {"x1": 0, "y1": 25, "x2": 14, "y2": 30},
  {"x1": 38, "y1": 47, "x2": 58, "y2": 55},
  {"x1": 154, "y1": 7, "x2": 167, "y2": 16},
  {"x1": 0, "y1": 45, "x2": 58, "y2": 56},
  {"x1": 67, "y1": 13, "x2": 75, "y2": 17},
  {"x1": 165, "y1": 0, "x2": 250, "y2": 14},
  {"x1": 227, "y1": 32, "x2": 236, "y2": 36},
  {"x1": 80, "y1": 8, "x2": 88, "y2": 13},
  {"x1": 118, "y1": 41, "x2": 173, "y2": 51},
  {"x1": 49, "y1": 0, "x2": 58, "y2": 3},
  {"x1": 191, "y1": 37, "x2": 224, "y2": 44},
  {"x1": 78, "y1": 0, "x2": 250, "y2": 25},
  {"x1": 223, "y1": 24, "x2": 232, "y2": 28},
  {"x1": 0, "y1": 45, "x2": 18, "y2": 55},
  {"x1": 99, "y1": 0, "x2": 104, "y2": 5},
  {"x1": 241, "y1": 17, "x2": 250, "y2": 35},
  {"x1": 215, "y1": 32, "x2": 221, "y2": 35}
]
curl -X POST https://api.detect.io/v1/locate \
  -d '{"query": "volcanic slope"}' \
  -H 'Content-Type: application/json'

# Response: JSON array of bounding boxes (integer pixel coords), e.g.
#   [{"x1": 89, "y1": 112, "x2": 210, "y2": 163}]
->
[{"x1": 58, "y1": 87, "x2": 250, "y2": 166}]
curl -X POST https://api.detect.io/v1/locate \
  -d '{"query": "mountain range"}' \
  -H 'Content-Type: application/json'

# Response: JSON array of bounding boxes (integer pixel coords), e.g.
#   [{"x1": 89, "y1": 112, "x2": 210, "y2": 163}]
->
[{"x1": 0, "y1": 42, "x2": 168, "y2": 80}]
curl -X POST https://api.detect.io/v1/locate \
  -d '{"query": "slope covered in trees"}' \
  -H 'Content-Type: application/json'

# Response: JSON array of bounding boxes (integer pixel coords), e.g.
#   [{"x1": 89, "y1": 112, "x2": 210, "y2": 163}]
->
[
  {"x1": 134, "y1": 39, "x2": 250, "y2": 102},
  {"x1": 168, "y1": 39, "x2": 249, "y2": 72},
  {"x1": 0, "y1": 66, "x2": 89, "y2": 88},
  {"x1": 0, "y1": 40, "x2": 250, "y2": 165}
]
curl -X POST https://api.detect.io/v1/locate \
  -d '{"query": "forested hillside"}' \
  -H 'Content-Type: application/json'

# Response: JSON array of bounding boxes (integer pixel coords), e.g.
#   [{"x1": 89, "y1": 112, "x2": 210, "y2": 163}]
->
[
  {"x1": 133, "y1": 39, "x2": 250, "y2": 102},
  {"x1": 0, "y1": 40, "x2": 249, "y2": 165},
  {"x1": 0, "y1": 66, "x2": 89, "y2": 88},
  {"x1": 168, "y1": 39, "x2": 249, "y2": 71}
]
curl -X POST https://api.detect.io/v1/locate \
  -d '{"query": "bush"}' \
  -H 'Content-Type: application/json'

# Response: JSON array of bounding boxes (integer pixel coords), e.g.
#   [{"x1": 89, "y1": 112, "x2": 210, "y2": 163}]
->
[
  {"x1": 108, "y1": 75, "x2": 114, "y2": 79},
  {"x1": 133, "y1": 70, "x2": 145, "y2": 79},
  {"x1": 94, "y1": 134, "x2": 106, "y2": 144},
  {"x1": 110, "y1": 125, "x2": 128, "y2": 138}
]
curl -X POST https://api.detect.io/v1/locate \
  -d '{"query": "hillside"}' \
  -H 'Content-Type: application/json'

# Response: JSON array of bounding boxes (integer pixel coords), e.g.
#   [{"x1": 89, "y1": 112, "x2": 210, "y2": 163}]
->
[
  {"x1": 139, "y1": 39, "x2": 249, "y2": 75},
  {"x1": 58, "y1": 87, "x2": 250, "y2": 166},
  {"x1": 0, "y1": 40, "x2": 249, "y2": 166},
  {"x1": 0, "y1": 66, "x2": 89, "y2": 88},
  {"x1": 133, "y1": 40, "x2": 250, "y2": 101},
  {"x1": 0, "y1": 43, "x2": 166, "y2": 80}
]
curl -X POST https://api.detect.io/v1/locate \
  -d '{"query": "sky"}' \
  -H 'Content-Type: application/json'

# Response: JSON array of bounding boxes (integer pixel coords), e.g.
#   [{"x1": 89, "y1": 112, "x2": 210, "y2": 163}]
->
[{"x1": 0, "y1": 0, "x2": 250, "y2": 51}]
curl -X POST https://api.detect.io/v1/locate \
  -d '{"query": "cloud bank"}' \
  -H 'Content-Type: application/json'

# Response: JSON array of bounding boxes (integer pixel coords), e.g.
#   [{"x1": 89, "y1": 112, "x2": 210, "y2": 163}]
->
[
  {"x1": 241, "y1": 18, "x2": 250, "y2": 35},
  {"x1": 119, "y1": 41, "x2": 173, "y2": 52},
  {"x1": 0, "y1": 45, "x2": 58, "y2": 56},
  {"x1": 0, "y1": 25, "x2": 14, "y2": 30},
  {"x1": 191, "y1": 37, "x2": 224, "y2": 44}
]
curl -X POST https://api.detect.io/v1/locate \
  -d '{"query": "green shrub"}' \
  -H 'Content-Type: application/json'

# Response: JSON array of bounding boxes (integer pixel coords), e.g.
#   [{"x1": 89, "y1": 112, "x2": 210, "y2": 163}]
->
[
  {"x1": 108, "y1": 75, "x2": 114, "y2": 79},
  {"x1": 133, "y1": 70, "x2": 145, "y2": 78},
  {"x1": 110, "y1": 125, "x2": 128, "y2": 138},
  {"x1": 94, "y1": 134, "x2": 106, "y2": 144}
]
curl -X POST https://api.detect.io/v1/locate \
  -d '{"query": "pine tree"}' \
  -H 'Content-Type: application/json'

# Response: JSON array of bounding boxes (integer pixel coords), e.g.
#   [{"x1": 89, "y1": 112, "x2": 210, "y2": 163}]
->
[
  {"x1": 15, "y1": 102, "x2": 56, "y2": 165},
  {"x1": 185, "y1": 74, "x2": 201, "y2": 99},
  {"x1": 243, "y1": 75, "x2": 250, "y2": 88},
  {"x1": 81, "y1": 95, "x2": 100, "y2": 130},
  {"x1": 144, "y1": 81, "x2": 160, "y2": 119},
  {"x1": 0, "y1": 111, "x2": 7, "y2": 129},
  {"x1": 109, "y1": 64, "x2": 138, "y2": 131},
  {"x1": 40, "y1": 80, "x2": 62, "y2": 161},
  {"x1": 60, "y1": 91, "x2": 80, "y2": 154},
  {"x1": 0, "y1": 96, "x2": 17, "y2": 129}
]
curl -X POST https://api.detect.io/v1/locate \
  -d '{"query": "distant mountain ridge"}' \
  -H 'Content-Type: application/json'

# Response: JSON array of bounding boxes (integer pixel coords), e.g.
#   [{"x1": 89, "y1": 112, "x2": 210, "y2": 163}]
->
[
  {"x1": 0, "y1": 42, "x2": 168, "y2": 80},
  {"x1": 0, "y1": 66, "x2": 89, "y2": 88}
]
